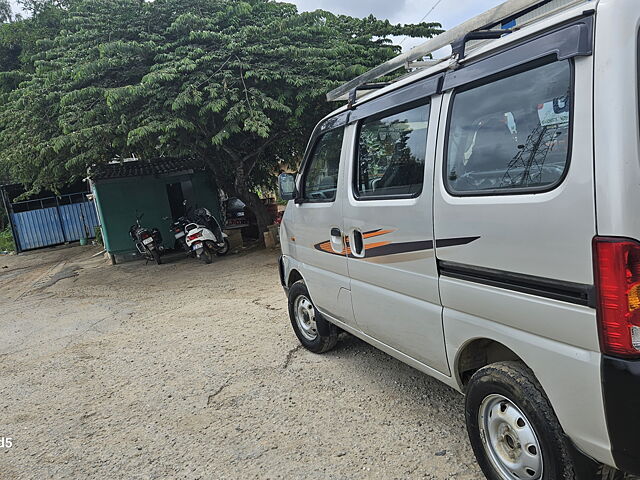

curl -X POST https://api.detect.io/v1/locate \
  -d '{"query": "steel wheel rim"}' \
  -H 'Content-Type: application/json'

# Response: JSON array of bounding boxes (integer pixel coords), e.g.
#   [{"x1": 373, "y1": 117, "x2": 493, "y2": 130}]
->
[
  {"x1": 294, "y1": 295, "x2": 318, "y2": 341},
  {"x1": 478, "y1": 394, "x2": 543, "y2": 480}
]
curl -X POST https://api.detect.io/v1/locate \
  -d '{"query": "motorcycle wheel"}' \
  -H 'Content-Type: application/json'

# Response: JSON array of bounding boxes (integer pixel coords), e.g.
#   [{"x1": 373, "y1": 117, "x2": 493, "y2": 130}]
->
[
  {"x1": 216, "y1": 239, "x2": 230, "y2": 256},
  {"x1": 152, "y1": 249, "x2": 162, "y2": 265},
  {"x1": 202, "y1": 247, "x2": 213, "y2": 264}
]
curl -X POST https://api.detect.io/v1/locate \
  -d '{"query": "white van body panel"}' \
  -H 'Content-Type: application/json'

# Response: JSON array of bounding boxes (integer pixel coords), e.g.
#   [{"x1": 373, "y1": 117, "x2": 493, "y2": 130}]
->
[
  {"x1": 593, "y1": 0, "x2": 640, "y2": 238},
  {"x1": 442, "y1": 294, "x2": 613, "y2": 465},
  {"x1": 342, "y1": 96, "x2": 449, "y2": 374},
  {"x1": 279, "y1": 0, "x2": 640, "y2": 473},
  {"x1": 431, "y1": 47, "x2": 610, "y2": 464},
  {"x1": 433, "y1": 53, "x2": 596, "y2": 286},
  {"x1": 286, "y1": 131, "x2": 356, "y2": 327}
]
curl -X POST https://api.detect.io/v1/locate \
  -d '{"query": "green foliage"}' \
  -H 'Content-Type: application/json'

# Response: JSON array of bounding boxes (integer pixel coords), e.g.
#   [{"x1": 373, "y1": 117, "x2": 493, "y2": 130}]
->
[
  {"x1": 0, "y1": 1, "x2": 11, "y2": 23},
  {"x1": 94, "y1": 225, "x2": 103, "y2": 246},
  {"x1": 0, "y1": 0, "x2": 442, "y2": 228},
  {"x1": 0, "y1": 226, "x2": 15, "y2": 252}
]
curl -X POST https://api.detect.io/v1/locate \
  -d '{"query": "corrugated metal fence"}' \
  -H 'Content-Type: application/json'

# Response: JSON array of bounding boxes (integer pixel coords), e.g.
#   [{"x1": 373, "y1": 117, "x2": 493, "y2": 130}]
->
[{"x1": 9, "y1": 193, "x2": 100, "y2": 251}]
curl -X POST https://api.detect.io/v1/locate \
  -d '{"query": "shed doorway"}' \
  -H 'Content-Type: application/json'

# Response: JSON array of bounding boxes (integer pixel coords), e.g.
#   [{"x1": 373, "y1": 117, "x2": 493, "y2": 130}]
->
[{"x1": 166, "y1": 181, "x2": 195, "y2": 220}]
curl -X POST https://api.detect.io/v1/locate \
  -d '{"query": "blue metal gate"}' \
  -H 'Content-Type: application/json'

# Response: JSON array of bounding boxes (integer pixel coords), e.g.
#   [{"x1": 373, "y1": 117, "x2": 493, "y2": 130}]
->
[{"x1": 9, "y1": 193, "x2": 100, "y2": 252}]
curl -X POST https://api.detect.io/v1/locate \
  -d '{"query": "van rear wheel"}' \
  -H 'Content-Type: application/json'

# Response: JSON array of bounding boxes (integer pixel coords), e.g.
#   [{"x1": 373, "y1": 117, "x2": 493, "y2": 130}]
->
[
  {"x1": 465, "y1": 361, "x2": 577, "y2": 480},
  {"x1": 288, "y1": 280, "x2": 338, "y2": 354}
]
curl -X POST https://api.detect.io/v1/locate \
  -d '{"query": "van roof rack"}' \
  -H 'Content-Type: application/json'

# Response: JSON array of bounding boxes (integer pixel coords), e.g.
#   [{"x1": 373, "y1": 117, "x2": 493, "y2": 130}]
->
[
  {"x1": 326, "y1": 0, "x2": 590, "y2": 102},
  {"x1": 347, "y1": 82, "x2": 391, "y2": 109}
]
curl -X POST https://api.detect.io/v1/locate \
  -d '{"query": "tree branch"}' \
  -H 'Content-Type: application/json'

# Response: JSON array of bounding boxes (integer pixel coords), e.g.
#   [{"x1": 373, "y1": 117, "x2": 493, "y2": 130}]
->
[{"x1": 241, "y1": 132, "x2": 286, "y2": 175}]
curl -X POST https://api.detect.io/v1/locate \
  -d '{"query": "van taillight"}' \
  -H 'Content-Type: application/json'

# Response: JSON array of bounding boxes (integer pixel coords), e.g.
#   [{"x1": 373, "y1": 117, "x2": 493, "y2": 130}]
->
[{"x1": 593, "y1": 237, "x2": 640, "y2": 358}]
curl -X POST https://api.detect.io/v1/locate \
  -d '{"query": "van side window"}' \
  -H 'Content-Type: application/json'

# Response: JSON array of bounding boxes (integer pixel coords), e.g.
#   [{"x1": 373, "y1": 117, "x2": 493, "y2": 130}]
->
[
  {"x1": 445, "y1": 60, "x2": 572, "y2": 195},
  {"x1": 355, "y1": 104, "x2": 430, "y2": 199},
  {"x1": 302, "y1": 128, "x2": 344, "y2": 202}
]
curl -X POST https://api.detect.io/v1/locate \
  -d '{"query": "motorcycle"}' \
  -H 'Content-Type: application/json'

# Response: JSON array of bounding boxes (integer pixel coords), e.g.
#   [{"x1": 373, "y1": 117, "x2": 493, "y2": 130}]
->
[
  {"x1": 169, "y1": 215, "x2": 191, "y2": 254},
  {"x1": 184, "y1": 207, "x2": 230, "y2": 264},
  {"x1": 225, "y1": 197, "x2": 250, "y2": 229},
  {"x1": 129, "y1": 213, "x2": 164, "y2": 265}
]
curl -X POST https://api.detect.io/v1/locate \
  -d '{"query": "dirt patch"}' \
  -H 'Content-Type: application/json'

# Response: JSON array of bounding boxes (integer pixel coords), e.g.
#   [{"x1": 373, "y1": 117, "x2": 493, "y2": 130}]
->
[{"x1": 0, "y1": 245, "x2": 481, "y2": 479}]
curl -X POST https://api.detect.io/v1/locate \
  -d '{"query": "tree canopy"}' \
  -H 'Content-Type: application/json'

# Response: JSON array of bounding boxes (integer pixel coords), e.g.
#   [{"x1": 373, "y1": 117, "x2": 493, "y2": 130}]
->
[{"x1": 0, "y1": 0, "x2": 442, "y2": 230}]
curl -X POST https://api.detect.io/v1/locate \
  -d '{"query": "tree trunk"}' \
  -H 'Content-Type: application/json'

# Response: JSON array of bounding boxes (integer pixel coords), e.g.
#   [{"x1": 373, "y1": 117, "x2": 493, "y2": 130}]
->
[
  {"x1": 233, "y1": 164, "x2": 272, "y2": 234},
  {"x1": 204, "y1": 147, "x2": 274, "y2": 235},
  {"x1": 240, "y1": 190, "x2": 272, "y2": 234}
]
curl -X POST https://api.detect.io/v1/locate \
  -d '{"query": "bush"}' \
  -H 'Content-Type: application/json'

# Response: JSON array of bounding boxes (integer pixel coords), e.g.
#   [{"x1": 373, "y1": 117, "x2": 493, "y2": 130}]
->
[
  {"x1": 94, "y1": 225, "x2": 103, "y2": 246},
  {"x1": 0, "y1": 227, "x2": 15, "y2": 252}
]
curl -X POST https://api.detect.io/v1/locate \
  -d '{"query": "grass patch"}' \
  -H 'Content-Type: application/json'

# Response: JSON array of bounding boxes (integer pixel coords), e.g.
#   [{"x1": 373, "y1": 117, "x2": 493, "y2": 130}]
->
[{"x1": 0, "y1": 227, "x2": 16, "y2": 252}]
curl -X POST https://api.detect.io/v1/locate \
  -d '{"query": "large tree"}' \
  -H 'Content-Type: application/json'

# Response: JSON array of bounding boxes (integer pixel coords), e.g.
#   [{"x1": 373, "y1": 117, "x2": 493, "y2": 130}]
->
[{"x1": 0, "y1": 0, "x2": 441, "y2": 232}]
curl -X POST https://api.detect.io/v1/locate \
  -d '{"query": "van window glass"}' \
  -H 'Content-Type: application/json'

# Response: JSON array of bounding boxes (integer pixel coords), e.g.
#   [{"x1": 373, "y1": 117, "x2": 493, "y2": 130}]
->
[
  {"x1": 303, "y1": 128, "x2": 344, "y2": 202},
  {"x1": 445, "y1": 60, "x2": 571, "y2": 194},
  {"x1": 356, "y1": 104, "x2": 430, "y2": 198}
]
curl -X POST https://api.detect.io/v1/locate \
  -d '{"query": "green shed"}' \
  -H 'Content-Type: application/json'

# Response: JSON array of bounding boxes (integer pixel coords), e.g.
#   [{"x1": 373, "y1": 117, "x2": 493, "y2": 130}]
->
[{"x1": 88, "y1": 158, "x2": 221, "y2": 264}]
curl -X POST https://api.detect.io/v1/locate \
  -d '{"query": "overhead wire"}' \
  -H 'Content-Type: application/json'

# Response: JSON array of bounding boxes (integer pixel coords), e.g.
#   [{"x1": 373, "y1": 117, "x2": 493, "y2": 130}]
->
[{"x1": 398, "y1": 0, "x2": 447, "y2": 46}]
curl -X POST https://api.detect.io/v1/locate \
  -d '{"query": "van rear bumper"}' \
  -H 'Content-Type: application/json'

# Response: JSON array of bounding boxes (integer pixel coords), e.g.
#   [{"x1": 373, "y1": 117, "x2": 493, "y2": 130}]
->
[{"x1": 602, "y1": 355, "x2": 640, "y2": 474}]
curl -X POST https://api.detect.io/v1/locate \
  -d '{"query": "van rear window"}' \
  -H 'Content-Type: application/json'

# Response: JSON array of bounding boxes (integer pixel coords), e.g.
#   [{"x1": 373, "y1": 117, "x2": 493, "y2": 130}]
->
[{"x1": 445, "y1": 60, "x2": 572, "y2": 195}]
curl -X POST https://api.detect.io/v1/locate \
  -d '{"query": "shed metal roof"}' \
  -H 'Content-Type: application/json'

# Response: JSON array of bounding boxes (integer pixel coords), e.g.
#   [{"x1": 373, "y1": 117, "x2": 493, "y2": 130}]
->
[{"x1": 89, "y1": 157, "x2": 205, "y2": 180}]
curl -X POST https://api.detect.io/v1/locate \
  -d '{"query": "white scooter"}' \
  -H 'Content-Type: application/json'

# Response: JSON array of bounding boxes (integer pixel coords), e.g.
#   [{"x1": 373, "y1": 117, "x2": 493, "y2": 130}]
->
[{"x1": 184, "y1": 208, "x2": 230, "y2": 264}]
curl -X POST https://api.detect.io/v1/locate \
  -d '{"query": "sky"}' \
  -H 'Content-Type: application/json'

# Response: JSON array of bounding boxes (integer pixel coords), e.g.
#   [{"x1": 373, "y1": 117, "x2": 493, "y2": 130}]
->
[
  {"x1": 8, "y1": 1, "x2": 24, "y2": 17},
  {"x1": 9, "y1": 0, "x2": 505, "y2": 28},
  {"x1": 286, "y1": 0, "x2": 505, "y2": 51},
  {"x1": 8, "y1": 0, "x2": 505, "y2": 53}
]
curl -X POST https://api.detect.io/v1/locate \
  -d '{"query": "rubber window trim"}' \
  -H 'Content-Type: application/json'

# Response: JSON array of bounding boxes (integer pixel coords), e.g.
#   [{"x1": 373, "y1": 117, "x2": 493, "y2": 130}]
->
[
  {"x1": 298, "y1": 128, "x2": 345, "y2": 204},
  {"x1": 352, "y1": 101, "x2": 432, "y2": 202},
  {"x1": 442, "y1": 56, "x2": 575, "y2": 197}
]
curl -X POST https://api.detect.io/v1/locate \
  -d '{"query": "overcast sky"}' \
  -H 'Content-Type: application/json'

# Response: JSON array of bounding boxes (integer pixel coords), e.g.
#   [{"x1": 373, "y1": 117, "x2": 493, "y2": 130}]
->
[
  {"x1": 286, "y1": 0, "x2": 505, "y2": 51},
  {"x1": 9, "y1": 0, "x2": 505, "y2": 52},
  {"x1": 9, "y1": 1, "x2": 23, "y2": 17}
]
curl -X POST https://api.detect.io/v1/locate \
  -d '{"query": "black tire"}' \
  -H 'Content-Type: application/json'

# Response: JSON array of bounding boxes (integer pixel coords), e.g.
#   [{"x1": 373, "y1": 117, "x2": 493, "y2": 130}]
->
[
  {"x1": 216, "y1": 238, "x2": 230, "y2": 256},
  {"x1": 465, "y1": 361, "x2": 576, "y2": 480},
  {"x1": 287, "y1": 280, "x2": 338, "y2": 354},
  {"x1": 152, "y1": 249, "x2": 162, "y2": 265},
  {"x1": 202, "y1": 247, "x2": 213, "y2": 264}
]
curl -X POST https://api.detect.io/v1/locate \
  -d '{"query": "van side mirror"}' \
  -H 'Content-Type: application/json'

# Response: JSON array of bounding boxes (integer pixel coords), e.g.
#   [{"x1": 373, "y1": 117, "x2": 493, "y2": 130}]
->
[{"x1": 278, "y1": 173, "x2": 296, "y2": 201}]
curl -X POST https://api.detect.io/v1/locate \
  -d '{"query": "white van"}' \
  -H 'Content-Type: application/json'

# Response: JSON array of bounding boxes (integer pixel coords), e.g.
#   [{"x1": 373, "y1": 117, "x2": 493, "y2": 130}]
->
[{"x1": 277, "y1": 0, "x2": 640, "y2": 478}]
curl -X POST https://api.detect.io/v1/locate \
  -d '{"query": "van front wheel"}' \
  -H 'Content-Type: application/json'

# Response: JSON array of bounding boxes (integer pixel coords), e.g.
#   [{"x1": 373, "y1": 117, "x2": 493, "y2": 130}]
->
[
  {"x1": 465, "y1": 361, "x2": 577, "y2": 480},
  {"x1": 288, "y1": 281, "x2": 338, "y2": 354}
]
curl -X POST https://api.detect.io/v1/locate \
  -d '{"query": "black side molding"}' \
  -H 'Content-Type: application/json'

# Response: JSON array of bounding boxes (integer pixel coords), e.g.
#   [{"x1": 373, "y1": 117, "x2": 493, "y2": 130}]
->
[
  {"x1": 601, "y1": 355, "x2": 640, "y2": 475},
  {"x1": 349, "y1": 74, "x2": 443, "y2": 124},
  {"x1": 438, "y1": 260, "x2": 595, "y2": 307}
]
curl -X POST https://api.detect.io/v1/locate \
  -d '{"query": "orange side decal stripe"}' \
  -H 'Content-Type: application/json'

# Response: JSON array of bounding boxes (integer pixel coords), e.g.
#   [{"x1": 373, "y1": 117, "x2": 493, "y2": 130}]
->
[{"x1": 363, "y1": 229, "x2": 394, "y2": 239}]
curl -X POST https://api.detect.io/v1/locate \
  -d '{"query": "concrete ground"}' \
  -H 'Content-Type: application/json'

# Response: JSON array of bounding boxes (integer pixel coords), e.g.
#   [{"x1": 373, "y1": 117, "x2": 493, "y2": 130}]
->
[{"x1": 0, "y1": 244, "x2": 485, "y2": 479}]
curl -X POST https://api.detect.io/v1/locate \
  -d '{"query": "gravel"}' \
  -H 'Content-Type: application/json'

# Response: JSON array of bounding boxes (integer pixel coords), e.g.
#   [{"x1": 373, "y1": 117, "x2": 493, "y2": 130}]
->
[{"x1": 0, "y1": 245, "x2": 482, "y2": 479}]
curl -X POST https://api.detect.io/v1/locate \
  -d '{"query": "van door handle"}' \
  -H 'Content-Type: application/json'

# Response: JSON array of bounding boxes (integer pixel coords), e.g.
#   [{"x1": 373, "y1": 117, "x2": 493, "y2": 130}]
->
[
  {"x1": 352, "y1": 229, "x2": 364, "y2": 257},
  {"x1": 329, "y1": 227, "x2": 344, "y2": 254}
]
